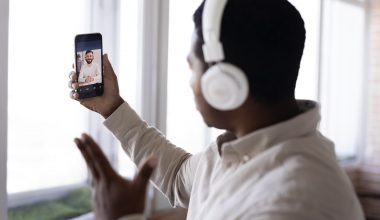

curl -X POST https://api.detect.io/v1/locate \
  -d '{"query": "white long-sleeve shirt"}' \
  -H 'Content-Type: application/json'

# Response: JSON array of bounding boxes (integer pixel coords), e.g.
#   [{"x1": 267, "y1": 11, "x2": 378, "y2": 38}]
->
[
  {"x1": 103, "y1": 100, "x2": 365, "y2": 220},
  {"x1": 78, "y1": 62, "x2": 101, "y2": 85}
]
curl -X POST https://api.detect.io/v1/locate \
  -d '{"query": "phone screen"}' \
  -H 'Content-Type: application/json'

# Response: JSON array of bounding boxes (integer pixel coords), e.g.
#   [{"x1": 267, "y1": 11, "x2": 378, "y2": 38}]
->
[{"x1": 75, "y1": 33, "x2": 103, "y2": 99}]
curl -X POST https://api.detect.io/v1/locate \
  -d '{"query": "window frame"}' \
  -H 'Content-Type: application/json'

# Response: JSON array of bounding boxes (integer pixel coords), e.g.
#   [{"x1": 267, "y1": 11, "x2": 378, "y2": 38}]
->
[
  {"x1": 86, "y1": 0, "x2": 121, "y2": 175},
  {"x1": 137, "y1": 0, "x2": 170, "y2": 214},
  {"x1": 361, "y1": 0, "x2": 372, "y2": 164},
  {"x1": 0, "y1": 0, "x2": 9, "y2": 218}
]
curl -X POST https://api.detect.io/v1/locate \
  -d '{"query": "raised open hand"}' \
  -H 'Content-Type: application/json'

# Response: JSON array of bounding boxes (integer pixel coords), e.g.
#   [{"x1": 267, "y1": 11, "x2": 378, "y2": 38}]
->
[{"x1": 74, "y1": 134, "x2": 157, "y2": 220}]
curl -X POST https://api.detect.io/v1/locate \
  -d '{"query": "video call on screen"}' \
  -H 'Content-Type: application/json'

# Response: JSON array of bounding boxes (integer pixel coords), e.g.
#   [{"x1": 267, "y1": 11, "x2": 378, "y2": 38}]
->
[{"x1": 76, "y1": 40, "x2": 102, "y2": 89}]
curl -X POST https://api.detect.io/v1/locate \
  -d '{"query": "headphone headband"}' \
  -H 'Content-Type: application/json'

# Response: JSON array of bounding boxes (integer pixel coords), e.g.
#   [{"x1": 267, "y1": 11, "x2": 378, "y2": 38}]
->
[
  {"x1": 200, "y1": 0, "x2": 249, "y2": 111},
  {"x1": 202, "y1": 0, "x2": 228, "y2": 63}
]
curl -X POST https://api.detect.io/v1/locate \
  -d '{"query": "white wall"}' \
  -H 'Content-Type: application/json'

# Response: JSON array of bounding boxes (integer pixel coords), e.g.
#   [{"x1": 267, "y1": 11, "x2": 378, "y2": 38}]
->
[{"x1": 0, "y1": 0, "x2": 9, "y2": 218}]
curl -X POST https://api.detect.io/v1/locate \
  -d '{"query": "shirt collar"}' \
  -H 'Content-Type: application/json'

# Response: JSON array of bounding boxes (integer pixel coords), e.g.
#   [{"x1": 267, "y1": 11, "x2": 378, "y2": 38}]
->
[{"x1": 220, "y1": 100, "x2": 320, "y2": 164}]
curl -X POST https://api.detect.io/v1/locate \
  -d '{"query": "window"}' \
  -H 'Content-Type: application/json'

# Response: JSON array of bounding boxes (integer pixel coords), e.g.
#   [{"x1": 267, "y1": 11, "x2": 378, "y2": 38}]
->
[
  {"x1": 285, "y1": 0, "x2": 367, "y2": 160},
  {"x1": 166, "y1": 0, "x2": 209, "y2": 154},
  {"x1": 320, "y1": 0, "x2": 367, "y2": 159},
  {"x1": 289, "y1": 0, "x2": 321, "y2": 101},
  {"x1": 8, "y1": 0, "x2": 88, "y2": 195},
  {"x1": 6, "y1": 0, "x2": 93, "y2": 218},
  {"x1": 117, "y1": 0, "x2": 139, "y2": 179},
  {"x1": 6, "y1": 0, "x2": 141, "y2": 218}
]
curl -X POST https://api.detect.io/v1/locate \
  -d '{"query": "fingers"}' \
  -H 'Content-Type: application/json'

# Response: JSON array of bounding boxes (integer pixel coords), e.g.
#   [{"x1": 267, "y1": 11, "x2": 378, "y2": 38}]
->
[
  {"x1": 72, "y1": 82, "x2": 79, "y2": 90},
  {"x1": 80, "y1": 134, "x2": 117, "y2": 179},
  {"x1": 69, "y1": 71, "x2": 78, "y2": 81},
  {"x1": 68, "y1": 70, "x2": 80, "y2": 100},
  {"x1": 103, "y1": 54, "x2": 116, "y2": 78},
  {"x1": 74, "y1": 138, "x2": 100, "y2": 180},
  {"x1": 134, "y1": 157, "x2": 158, "y2": 190},
  {"x1": 68, "y1": 71, "x2": 79, "y2": 90},
  {"x1": 103, "y1": 54, "x2": 111, "y2": 69},
  {"x1": 68, "y1": 81, "x2": 79, "y2": 90},
  {"x1": 70, "y1": 90, "x2": 79, "y2": 100},
  {"x1": 68, "y1": 80, "x2": 73, "y2": 89}
]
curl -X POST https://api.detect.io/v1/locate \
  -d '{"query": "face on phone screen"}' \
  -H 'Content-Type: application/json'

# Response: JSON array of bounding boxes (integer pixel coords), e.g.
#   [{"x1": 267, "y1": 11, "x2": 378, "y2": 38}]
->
[{"x1": 75, "y1": 33, "x2": 103, "y2": 99}]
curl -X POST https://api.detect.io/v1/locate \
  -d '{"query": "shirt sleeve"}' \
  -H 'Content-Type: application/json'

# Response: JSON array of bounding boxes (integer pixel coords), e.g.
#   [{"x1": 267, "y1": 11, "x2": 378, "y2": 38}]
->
[
  {"x1": 104, "y1": 102, "x2": 202, "y2": 207},
  {"x1": 117, "y1": 214, "x2": 145, "y2": 220}
]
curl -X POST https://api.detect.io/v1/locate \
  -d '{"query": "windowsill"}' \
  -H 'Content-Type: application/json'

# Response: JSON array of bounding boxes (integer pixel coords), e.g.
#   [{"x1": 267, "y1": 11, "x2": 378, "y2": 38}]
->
[
  {"x1": 339, "y1": 156, "x2": 360, "y2": 168},
  {"x1": 8, "y1": 186, "x2": 91, "y2": 220},
  {"x1": 8, "y1": 183, "x2": 87, "y2": 208},
  {"x1": 70, "y1": 212, "x2": 94, "y2": 220},
  {"x1": 71, "y1": 208, "x2": 189, "y2": 220}
]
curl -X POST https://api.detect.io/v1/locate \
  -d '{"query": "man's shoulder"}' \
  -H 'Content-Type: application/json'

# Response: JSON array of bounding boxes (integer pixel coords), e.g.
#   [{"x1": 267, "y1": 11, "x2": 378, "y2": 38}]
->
[
  {"x1": 245, "y1": 144, "x2": 363, "y2": 219},
  {"x1": 269, "y1": 131, "x2": 336, "y2": 164},
  {"x1": 256, "y1": 135, "x2": 357, "y2": 203}
]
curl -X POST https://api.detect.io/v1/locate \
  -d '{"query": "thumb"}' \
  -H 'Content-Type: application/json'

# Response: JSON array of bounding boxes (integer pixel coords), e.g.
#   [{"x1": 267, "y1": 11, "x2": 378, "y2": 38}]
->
[
  {"x1": 134, "y1": 157, "x2": 158, "y2": 189},
  {"x1": 103, "y1": 54, "x2": 115, "y2": 77}
]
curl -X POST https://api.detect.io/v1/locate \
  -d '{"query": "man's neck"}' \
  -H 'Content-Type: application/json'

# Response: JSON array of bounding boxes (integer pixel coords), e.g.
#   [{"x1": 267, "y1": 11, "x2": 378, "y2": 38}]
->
[{"x1": 230, "y1": 99, "x2": 301, "y2": 138}]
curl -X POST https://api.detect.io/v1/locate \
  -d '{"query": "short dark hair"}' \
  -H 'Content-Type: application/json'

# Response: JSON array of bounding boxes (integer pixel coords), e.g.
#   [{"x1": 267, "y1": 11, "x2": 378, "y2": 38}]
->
[
  {"x1": 85, "y1": 50, "x2": 93, "y2": 55},
  {"x1": 193, "y1": 0, "x2": 306, "y2": 102}
]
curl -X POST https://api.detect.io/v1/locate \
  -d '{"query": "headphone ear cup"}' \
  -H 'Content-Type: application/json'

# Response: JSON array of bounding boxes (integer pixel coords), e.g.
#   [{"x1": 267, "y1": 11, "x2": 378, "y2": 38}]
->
[{"x1": 201, "y1": 63, "x2": 249, "y2": 111}]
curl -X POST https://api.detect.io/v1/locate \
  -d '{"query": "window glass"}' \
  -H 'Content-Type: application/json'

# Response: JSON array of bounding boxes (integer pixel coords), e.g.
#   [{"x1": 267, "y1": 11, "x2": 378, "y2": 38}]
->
[
  {"x1": 117, "y1": 0, "x2": 139, "y2": 178},
  {"x1": 289, "y1": 0, "x2": 321, "y2": 101},
  {"x1": 166, "y1": 0, "x2": 206, "y2": 154},
  {"x1": 7, "y1": 0, "x2": 88, "y2": 194},
  {"x1": 320, "y1": 1, "x2": 366, "y2": 159}
]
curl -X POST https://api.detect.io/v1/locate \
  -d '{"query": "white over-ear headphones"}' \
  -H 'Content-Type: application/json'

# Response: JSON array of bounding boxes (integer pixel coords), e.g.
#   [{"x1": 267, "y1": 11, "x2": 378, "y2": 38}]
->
[{"x1": 201, "y1": 0, "x2": 249, "y2": 111}]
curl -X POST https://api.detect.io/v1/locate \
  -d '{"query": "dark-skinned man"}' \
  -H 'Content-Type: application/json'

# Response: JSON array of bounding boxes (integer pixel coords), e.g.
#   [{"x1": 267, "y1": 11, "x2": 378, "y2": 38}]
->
[{"x1": 69, "y1": 0, "x2": 364, "y2": 219}]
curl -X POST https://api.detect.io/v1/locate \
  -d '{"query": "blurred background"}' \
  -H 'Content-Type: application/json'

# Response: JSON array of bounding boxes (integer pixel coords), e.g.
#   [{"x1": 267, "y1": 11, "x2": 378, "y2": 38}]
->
[{"x1": 0, "y1": 0, "x2": 379, "y2": 219}]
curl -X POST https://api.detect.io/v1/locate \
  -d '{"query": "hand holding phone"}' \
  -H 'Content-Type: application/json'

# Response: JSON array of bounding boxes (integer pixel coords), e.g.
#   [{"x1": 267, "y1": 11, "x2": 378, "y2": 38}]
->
[
  {"x1": 71, "y1": 32, "x2": 124, "y2": 118},
  {"x1": 69, "y1": 52, "x2": 124, "y2": 119}
]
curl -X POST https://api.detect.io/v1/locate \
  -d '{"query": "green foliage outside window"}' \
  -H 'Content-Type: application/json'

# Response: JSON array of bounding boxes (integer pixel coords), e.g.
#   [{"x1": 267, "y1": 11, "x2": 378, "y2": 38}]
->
[{"x1": 8, "y1": 187, "x2": 91, "y2": 220}]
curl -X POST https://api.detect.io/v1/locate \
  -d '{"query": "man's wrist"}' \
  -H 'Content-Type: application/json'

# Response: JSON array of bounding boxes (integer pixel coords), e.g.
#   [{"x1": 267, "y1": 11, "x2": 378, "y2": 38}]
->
[{"x1": 102, "y1": 97, "x2": 124, "y2": 119}]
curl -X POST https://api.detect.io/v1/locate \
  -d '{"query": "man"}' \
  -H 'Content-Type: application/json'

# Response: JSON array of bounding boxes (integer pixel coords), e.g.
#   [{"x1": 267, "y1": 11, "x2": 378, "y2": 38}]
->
[
  {"x1": 78, "y1": 50, "x2": 101, "y2": 86},
  {"x1": 69, "y1": 0, "x2": 365, "y2": 219}
]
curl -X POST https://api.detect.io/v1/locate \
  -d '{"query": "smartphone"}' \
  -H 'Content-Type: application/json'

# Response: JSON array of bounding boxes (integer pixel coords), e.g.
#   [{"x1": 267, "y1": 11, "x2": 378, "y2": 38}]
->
[{"x1": 74, "y1": 33, "x2": 103, "y2": 99}]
